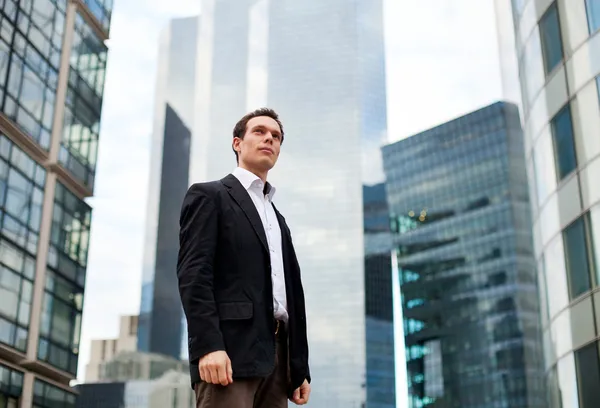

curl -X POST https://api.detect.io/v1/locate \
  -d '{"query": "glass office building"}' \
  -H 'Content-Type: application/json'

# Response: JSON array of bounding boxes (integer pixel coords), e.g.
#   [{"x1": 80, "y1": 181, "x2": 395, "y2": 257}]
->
[
  {"x1": 496, "y1": 0, "x2": 600, "y2": 406},
  {"x1": 382, "y1": 102, "x2": 547, "y2": 407},
  {"x1": 0, "y1": 0, "x2": 111, "y2": 406},
  {"x1": 190, "y1": 0, "x2": 391, "y2": 406},
  {"x1": 138, "y1": 16, "x2": 198, "y2": 362}
]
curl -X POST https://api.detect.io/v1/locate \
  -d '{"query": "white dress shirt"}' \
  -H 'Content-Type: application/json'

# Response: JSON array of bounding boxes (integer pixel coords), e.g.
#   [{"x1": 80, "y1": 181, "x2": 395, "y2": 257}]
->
[{"x1": 232, "y1": 167, "x2": 289, "y2": 323}]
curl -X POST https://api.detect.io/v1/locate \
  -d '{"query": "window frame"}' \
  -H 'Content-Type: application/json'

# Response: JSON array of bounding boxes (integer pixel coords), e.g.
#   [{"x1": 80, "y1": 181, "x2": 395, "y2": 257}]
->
[
  {"x1": 550, "y1": 104, "x2": 578, "y2": 182},
  {"x1": 539, "y1": 2, "x2": 564, "y2": 76},
  {"x1": 586, "y1": 0, "x2": 600, "y2": 35}
]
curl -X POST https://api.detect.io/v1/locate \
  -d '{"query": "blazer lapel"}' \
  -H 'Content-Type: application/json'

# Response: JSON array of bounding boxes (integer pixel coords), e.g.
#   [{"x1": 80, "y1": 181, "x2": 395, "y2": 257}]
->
[{"x1": 221, "y1": 174, "x2": 269, "y2": 253}]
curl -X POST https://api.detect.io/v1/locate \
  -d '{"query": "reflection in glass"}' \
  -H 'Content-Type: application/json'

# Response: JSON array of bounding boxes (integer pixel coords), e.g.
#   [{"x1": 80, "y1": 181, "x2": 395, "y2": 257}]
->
[
  {"x1": 590, "y1": 204, "x2": 600, "y2": 288},
  {"x1": 563, "y1": 216, "x2": 592, "y2": 299},
  {"x1": 32, "y1": 379, "x2": 76, "y2": 408},
  {"x1": 383, "y1": 102, "x2": 546, "y2": 407},
  {"x1": 575, "y1": 341, "x2": 600, "y2": 408},
  {"x1": 587, "y1": 0, "x2": 600, "y2": 34},
  {"x1": 551, "y1": 105, "x2": 577, "y2": 180},
  {"x1": 0, "y1": 135, "x2": 44, "y2": 352},
  {"x1": 0, "y1": 0, "x2": 65, "y2": 149},
  {"x1": 0, "y1": 362, "x2": 23, "y2": 402},
  {"x1": 540, "y1": 3, "x2": 564, "y2": 74},
  {"x1": 82, "y1": 0, "x2": 113, "y2": 32},
  {"x1": 38, "y1": 182, "x2": 90, "y2": 374},
  {"x1": 60, "y1": 13, "x2": 108, "y2": 188}
]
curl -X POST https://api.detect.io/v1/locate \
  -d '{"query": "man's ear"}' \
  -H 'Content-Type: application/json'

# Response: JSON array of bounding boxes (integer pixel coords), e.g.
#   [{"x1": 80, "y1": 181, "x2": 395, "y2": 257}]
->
[{"x1": 232, "y1": 137, "x2": 241, "y2": 153}]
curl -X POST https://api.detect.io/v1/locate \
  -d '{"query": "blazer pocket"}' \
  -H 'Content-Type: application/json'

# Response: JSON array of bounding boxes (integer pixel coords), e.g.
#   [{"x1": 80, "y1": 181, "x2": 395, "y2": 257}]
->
[{"x1": 218, "y1": 302, "x2": 253, "y2": 321}]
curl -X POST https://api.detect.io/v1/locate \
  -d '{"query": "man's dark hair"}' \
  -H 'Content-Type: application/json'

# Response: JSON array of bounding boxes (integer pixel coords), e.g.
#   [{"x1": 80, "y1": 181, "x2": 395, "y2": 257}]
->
[{"x1": 232, "y1": 107, "x2": 284, "y2": 162}]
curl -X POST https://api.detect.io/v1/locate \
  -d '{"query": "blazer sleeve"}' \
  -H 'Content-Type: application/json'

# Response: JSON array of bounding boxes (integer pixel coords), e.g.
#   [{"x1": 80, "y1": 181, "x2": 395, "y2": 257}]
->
[{"x1": 177, "y1": 183, "x2": 224, "y2": 364}]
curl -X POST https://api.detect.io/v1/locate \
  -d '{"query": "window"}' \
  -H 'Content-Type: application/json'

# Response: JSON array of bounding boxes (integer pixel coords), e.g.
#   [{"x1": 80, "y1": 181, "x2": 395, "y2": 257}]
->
[
  {"x1": 539, "y1": 3, "x2": 564, "y2": 74},
  {"x1": 563, "y1": 216, "x2": 593, "y2": 299},
  {"x1": 60, "y1": 13, "x2": 108, "y2": 189},
  {"x1": 82, "y1": 0, "x2": 113, "y2": 32},
  {"x1": 550, "y1": 106, "x2": 577, "y2": 180},
  {"x1": 574, "y1": 342, "x2": 600, "y2": 408},
  {"x1": 0, "y1": 135, "x2": 43, "y2": 352},
  {"x1": 37, "y1": 181, "x2": 90, "y2": 374},
  {"x1": 591, "y1": 204, "x2": 600, "y2": 287},
  {"x1": 0, "y1": 0, "x2": 67, "y2": 149},
  {"x1": 586, "y1": 0, "x2": 600, "y2": 34},
  {"x1": 32, "y1": 379, "x2": 75, "y2": 408},
  {"x1": 37, "y1": 269, "x2": 83, "y2": 375}
]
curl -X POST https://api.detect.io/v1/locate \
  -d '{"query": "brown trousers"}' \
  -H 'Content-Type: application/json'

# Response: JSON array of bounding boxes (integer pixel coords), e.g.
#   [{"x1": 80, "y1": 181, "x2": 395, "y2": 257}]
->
[{"x1": 194, "y1": 334, "x2": 288, "y2": 408}]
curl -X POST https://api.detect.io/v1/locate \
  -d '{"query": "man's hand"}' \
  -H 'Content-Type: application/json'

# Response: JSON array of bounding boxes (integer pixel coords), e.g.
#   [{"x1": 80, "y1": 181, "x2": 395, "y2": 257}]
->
[
  {"x1": 199, "y1": 350, "x2": 233, "y2": 386},
  {"x1": 290, "y1": 379, "x2": 311, "y2": 405}
]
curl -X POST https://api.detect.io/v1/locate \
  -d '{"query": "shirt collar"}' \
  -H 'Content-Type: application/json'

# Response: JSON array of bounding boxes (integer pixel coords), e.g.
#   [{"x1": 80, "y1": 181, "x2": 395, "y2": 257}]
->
[{"x1": 232, "y1": 167, "x2": 276, "y2": 199}]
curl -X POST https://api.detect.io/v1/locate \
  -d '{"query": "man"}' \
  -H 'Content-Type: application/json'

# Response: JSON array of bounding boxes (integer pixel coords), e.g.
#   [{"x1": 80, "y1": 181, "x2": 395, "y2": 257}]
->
[{"x1": 177, "y1": 108, "x2": 311, "y2": 408}]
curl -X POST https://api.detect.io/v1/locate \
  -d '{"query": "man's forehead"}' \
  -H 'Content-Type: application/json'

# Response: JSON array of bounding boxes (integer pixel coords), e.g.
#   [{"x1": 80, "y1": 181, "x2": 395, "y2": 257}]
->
[{"x1": 247, "y1": 116, "x2": 280, "y2": 131}]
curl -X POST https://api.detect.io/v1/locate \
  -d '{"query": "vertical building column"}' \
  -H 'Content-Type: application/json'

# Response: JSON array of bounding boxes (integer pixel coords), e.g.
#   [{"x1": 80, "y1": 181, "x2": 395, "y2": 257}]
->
[{"x1": 19, "y1": 3, "x2": 77, "y2": 408}]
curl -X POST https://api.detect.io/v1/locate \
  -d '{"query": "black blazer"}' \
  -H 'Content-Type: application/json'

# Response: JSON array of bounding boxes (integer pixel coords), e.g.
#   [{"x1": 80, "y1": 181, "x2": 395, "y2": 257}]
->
[{"x1": 177, "y1": 174, "x2": 310, "y2": 396}]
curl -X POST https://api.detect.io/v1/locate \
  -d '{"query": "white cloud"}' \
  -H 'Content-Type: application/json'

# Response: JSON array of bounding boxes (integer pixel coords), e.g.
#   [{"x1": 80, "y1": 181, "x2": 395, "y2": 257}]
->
[
  {"x1": 384, "y1": 0, "x2": 504, "y2": 142},
  {"x1": 77, "y1": 0, "x2": 201, "y2": 382}
]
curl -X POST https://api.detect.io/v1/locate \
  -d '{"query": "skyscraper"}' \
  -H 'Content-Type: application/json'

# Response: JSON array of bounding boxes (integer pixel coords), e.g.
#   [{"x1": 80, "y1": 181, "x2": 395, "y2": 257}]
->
[
  {"x1": 190, "y1": 0, "x2": 390, "y2": 406},
  {"x1": 0, "y1": 0, "x2": 112, "y2": 407},
  {"x1": 138, "y1": 16, "x2": 198, "y2": 361},
  {"x1": 496, "y1": 1, "x2": 600, "y2": 406},
  {"x1": 382, "y1": 102, "x2": 546, "y2": 407}
]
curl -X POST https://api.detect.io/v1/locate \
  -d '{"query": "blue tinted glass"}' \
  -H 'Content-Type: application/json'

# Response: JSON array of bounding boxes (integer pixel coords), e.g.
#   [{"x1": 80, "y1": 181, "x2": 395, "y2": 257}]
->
[
  {"x1": 551, "y1": 106, "x2": 577, "y2": 180},
  {"x1": 540, "y1": 4, "x2": 563, "y2": 74},
  {"x1": 564, "y1": 217, "x2": 592, "y2": 299},
  {"x1": 587, "y1": 0, "x2": 600, "y2": 33}
]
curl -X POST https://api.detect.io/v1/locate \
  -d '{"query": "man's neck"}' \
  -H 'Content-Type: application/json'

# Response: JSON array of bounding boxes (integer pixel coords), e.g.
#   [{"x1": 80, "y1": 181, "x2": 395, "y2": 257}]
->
[{"x1": 238, "y1": 163, "x2": 268, "y2": 183}]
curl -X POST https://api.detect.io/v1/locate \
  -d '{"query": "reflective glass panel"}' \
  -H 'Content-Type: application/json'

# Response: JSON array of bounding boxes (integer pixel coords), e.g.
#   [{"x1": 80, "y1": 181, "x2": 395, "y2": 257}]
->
[
  {"x1": 0, "y1": 134, "x2": 43, "y2": 352},
  {"x1": 574, "y1": 341, "x2": 600, "y2": 408},
  {"x1": 0, "y1": 0, "x2": 66, "y2": 149},
  {"x1": 540, "y1": 3, "x2": 564, "y2": 74},
  {"x1": 586, "y1": 0, "x2": 600, "y2": 34},
  {"x1": 563, "y1": 216, "x2": 592, "y2": 299},
  {"x1": 551, "y1": 105, "x2": 577, "y2": 180}
]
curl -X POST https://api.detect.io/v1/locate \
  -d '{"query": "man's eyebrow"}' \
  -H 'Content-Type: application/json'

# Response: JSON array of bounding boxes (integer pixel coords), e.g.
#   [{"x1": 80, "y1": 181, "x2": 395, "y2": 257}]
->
[{"x1": 252, "y1": 124, "x2": 281, "y2": 135}]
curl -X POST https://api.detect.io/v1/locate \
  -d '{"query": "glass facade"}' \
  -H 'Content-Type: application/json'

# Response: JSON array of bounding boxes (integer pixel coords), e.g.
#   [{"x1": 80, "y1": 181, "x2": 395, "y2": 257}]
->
[
  {"x1": 0, "y1": 0, "x2": 67, "y2": 149},
  {"x1": 59, "y1": 12, "x2": 108, "y2": 189},
  {"x1": 38, "y1": 181, "x2": 90, "y2": 375},
  {"x1": 82, "y1": 0, "x2": 112, "y2": 33},
  {"x1": 382, "y1": 102, "x2": 546, "y2": 407},
  {"x1": 32, "y1": 379, "x2": 75, "y2": 408},
  {"x1": 0, "y1": 363, "x2": 23, "y2": 408},
  {"x1": 0, "y1": 0, "x2": 111, "y2": 405},
  {"x1": 0, "y1": 134, "x2": 44, "y2": 353},
  {"x1": 364, "y1": 184, "x2": 395, "y2": 407},
  {"x1": 498, "y1": 0, "x2": 600, "y2": 406},
  {"x1": 191, "y1": 0, "x2": 389, "y2": 406},
  {"x1": 138, "y1": 16, "x2": 197, "y2": 360},
  {"x1": 586, "y1": 0, "x2": 600, "y2": 33}
]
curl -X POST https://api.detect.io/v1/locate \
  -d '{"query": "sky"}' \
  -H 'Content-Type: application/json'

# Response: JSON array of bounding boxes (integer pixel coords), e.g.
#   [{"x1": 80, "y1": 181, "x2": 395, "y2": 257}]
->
[{"x1": 76, "y1": 0, "x2": 507, "y2": 395}]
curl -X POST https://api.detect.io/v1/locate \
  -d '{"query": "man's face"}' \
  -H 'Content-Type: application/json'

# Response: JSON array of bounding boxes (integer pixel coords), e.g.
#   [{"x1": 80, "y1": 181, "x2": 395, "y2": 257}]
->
[{"x1": 234, "y1": 116, "x2": 282, "y2": 172}]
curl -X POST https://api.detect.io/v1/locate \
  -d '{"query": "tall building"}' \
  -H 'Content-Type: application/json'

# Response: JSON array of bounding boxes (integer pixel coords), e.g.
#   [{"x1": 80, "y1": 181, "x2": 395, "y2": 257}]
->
[
  {"x1": 138, "y1": 16, "x2": 198, "y2": 360},
  {"x1": 190, "y1": 1, "x2": 390, "y2": 406},
  {"x1": 382, "y1": 102, "x2": 546, "y2": 407},
  {"x1": 85, "y1": 314, "x2": 138, "y2": 382},
  {"x1": 75, "y1": 369, "x2": 195, "y2": 408},
  {"x1": 497, "y1": 1, "x2": 600, "y2": 406},
  {"x1": 363, "y1": 184, "x2": 395, "y2": 407},
  {"x1": 0, "y1": 0, "x2": 112, "y2": 407}
]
